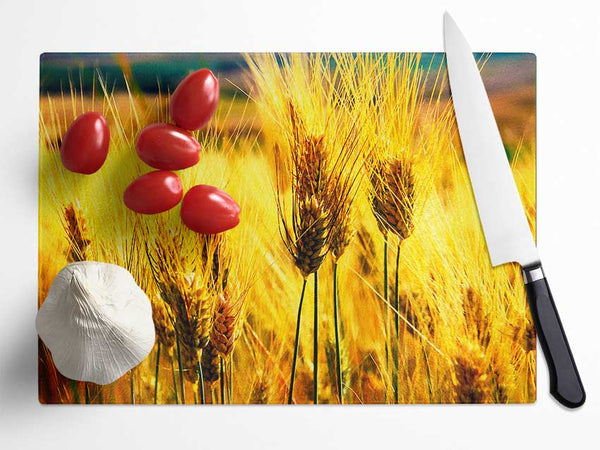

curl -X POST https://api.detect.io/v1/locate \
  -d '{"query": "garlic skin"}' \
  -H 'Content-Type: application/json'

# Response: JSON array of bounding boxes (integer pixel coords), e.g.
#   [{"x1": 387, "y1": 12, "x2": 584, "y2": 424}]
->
[{"x1": 36, "y1": 261, "x2": 156, "y2": 385}]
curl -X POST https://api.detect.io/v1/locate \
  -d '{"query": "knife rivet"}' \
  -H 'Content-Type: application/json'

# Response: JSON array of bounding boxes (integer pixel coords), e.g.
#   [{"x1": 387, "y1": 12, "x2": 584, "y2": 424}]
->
[{"x1": 523, "y1": 266, "x2": 544, "y2": 284}]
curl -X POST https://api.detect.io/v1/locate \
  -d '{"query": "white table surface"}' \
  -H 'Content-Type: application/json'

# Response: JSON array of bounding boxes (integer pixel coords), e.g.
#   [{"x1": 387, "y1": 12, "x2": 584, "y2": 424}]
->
[{"x1": 0, "y1": 1, "x2": 598, "y2": 448}]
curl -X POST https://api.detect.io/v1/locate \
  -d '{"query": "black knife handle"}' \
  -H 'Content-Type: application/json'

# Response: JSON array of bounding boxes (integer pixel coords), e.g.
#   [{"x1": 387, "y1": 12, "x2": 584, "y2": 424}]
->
[{"x1": 523, "y1": 264, "x2": 585, "y2": 408}]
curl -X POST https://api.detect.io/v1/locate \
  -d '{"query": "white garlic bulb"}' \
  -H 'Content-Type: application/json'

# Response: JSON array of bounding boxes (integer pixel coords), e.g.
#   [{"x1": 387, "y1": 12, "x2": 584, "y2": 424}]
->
[{"x1": 36, "y1": 261, "x2": 156, "y2": 385}]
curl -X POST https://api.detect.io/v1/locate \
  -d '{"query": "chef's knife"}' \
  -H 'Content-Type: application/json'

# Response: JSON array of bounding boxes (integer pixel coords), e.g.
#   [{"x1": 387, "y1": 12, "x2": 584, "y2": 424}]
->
[{"x1": 443, "y1": 13, "x2": 585, "y2": 408}]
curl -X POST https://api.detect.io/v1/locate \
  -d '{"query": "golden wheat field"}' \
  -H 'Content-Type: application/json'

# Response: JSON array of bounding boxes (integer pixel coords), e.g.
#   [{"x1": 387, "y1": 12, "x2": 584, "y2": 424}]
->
[{"x1": 38, "y1": 52, "x2": 537, "y2": 404}]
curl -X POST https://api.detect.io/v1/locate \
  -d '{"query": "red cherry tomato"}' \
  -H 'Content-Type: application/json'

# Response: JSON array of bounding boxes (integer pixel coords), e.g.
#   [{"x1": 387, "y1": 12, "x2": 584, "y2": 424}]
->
[
  {"x1": 170, "y1": 68, "x2": 219, "y2": 131},
  {"x1": 181, "y1": 185, "x2": 240, "y2": 234},
  {"x1": 123, "y1": 171, "x2": 183, "y2": 214},
  {"x1": 136, "y1": 123, "x2": 201, "y2": 170},
  {"x1": 60, "y1": 112, "x2": 110, "y2": 174}
]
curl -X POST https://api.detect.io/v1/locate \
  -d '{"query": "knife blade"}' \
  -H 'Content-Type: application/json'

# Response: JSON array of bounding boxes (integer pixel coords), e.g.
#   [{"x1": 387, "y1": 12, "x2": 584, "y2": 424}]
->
[{"x1": 444, "y1": 12, "x2": 585, "y2": 408}]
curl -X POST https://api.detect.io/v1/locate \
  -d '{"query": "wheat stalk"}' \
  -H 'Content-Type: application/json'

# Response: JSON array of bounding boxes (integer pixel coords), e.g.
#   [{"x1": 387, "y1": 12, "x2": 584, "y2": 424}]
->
[
  {"x1": 327, "y1": 155, "x2": 362, "y2": 403},
  {"x1": 211, "y1": 293, "x2": 239, "y2": 358},
  {"x1": 63, "y1": 204, "x2": 91, "y2": 262},
  {"x1": 462, "y1": 287, "x2": 491, "y2": 347},
  {"x1": 152, "y1": 298, "x2": 176, "y2": 350},
  {"x1": 150, "y1": 298, "x2": 177, "y2": 403},
  {"x1": 276, "y1": 102, "x2": 333, "y2": 404},
  {"x1": 452, "y1": 341, "x2": 492, "y2": 403},
  {"x1": 370, "y1": 156, "x2": 418, "y2": 402},
  {"x1": 249, "y1": 369, "x2": 273, "y2": 404},
  {"x1": 200, "y1": 291, "x2": 245, "y2": 403},
  {"x1": 62, "y1": 203, "x2": 104, "y2": 404},
  {"x1": 146, "y1": 232, "x2": 220, "y2": 404},
  {"x1": 370, "y1": 157, "x2": 416, "y2": 241},
  {"x1": 201, "y1": 340, "x2": 221, "y2": 385},
  {"x1": 280, "y1": 105, "x2": 331, "y2": 277},
  {"x1": 285, "y1": 103, "x2": 360, "y2": 403}
]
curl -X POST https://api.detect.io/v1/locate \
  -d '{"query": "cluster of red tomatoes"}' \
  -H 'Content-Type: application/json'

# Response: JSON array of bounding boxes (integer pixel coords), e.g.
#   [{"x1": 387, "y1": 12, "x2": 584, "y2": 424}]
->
[{"x1": 59, "y1": 69, "x2": 240, "y2": 235}]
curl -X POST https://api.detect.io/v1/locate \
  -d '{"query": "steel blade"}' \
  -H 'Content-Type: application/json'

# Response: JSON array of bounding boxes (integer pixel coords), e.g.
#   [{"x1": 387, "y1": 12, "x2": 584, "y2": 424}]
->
[{"x1": 443, "y1": 13, "x2": 539, "y2": 268}]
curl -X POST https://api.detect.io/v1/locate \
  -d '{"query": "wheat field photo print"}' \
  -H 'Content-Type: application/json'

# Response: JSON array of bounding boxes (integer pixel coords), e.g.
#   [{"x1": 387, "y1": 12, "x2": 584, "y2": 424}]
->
[{"x1": 38, "y1": 52, "x2": 536, "y2": 404}]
